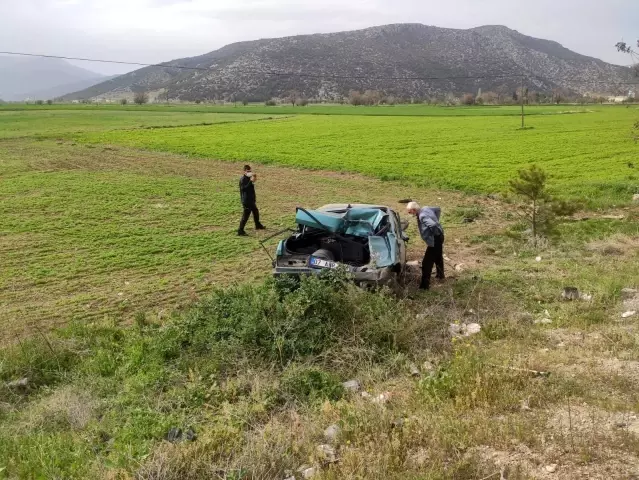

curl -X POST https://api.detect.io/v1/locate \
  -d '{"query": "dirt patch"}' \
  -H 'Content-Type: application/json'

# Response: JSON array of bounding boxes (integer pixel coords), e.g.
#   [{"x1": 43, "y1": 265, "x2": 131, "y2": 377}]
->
[{"x1": 586, "y1": 235, "x2": 639, "y2": 257}]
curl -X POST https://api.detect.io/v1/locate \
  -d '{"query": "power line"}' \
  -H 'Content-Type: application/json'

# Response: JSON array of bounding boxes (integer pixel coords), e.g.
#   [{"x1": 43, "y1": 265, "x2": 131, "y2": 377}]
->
[{"x1": 1, "y1": 50, "x2": 636, "y2": 86}]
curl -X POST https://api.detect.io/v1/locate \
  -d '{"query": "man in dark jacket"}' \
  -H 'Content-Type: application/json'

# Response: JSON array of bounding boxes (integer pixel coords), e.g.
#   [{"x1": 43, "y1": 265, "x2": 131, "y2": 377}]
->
[
  {"x1": 238, "y1": 164, "x2": 265, "y2": 236},
  {"x1": 407, "y1": 202, "x2": 444, "y2": 290}
]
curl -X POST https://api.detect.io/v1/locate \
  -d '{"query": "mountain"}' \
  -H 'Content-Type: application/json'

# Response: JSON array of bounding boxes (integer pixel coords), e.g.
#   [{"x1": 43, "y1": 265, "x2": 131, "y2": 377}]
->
[
  {"x1": 0, "y1": 56, "x2": 106, "y2": 101},
  {"x1": 62, "y1": 24, "x2": 633, "y2": 102}
]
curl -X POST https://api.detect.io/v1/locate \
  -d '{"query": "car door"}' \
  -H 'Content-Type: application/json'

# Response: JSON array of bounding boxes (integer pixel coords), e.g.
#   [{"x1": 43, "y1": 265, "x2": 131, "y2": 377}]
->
[{"x1": 390, "y1": 210, "x2": 407, "y2": 267}]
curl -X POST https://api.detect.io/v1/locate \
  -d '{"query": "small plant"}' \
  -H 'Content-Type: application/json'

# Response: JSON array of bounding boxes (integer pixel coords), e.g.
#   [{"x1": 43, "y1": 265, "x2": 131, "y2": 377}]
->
[
  {"x1": 133, "y1": 91, "x2": 149, "y2": 105},
  {"x1": 508, "y1": 164, "x2": 577, "y2": 246}
]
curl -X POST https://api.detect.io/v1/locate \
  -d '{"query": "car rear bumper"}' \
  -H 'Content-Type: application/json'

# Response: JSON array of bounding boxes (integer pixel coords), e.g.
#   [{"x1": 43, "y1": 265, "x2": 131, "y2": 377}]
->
[{"x1": 273, "y1": 265, "x2": 397, "y2": 285}]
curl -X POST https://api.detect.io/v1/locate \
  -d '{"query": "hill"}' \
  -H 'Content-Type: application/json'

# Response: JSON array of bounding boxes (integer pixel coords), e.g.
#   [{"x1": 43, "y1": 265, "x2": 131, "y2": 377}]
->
[
  {"x1": 62, "y1": 24, "x2": 633, "y2": 102},
  {"x1": 0, "y1": 56, "x2": 106, "y2": 101}
]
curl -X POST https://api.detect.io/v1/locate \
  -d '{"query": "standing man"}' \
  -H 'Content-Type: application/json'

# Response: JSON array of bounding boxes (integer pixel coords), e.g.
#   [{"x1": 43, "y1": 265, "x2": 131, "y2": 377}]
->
[
  {"x1": 406, "y1": 202, "x2": 444, "y2": 290},
  {"x1": 238, "y1": 164, "x2": 265, "y2": 236}
]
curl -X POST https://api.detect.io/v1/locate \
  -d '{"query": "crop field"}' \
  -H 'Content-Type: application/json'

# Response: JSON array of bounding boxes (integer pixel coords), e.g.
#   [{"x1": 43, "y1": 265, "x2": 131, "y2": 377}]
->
[
  {"x1": 1, "y1": 103, "x2": 639, "y2": 479},
  {"x1": 0, "y1": 109, "x2": 275, "y2": 138},
  {"x1": 80, "y1": 107, "x2": 639, "y2": 207},
  {"x1": 0, "y1": 102, "x2": 591, "y2": 117}
]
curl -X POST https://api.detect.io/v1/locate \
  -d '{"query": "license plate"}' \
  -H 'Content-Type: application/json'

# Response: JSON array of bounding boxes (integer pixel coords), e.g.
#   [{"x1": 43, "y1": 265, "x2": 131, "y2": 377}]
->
[{"x1": 309, "y1": 257, "x2": 339, "y2": 269}]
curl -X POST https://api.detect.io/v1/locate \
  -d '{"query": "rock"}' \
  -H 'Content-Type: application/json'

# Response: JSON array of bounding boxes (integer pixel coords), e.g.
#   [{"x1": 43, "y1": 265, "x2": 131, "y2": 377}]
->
[
  {"x1": 360, "y1": 391, "x2": 372, "y2": 399},
  {"x1": 621, "y1": 288, "x2": 638, "y2": 300},
  {"x1": 621, "y1": 311, "x2": 637, "y2": 319},
  {"x1": 406, "y1": 260, "x2": 420, "y2": 267},
  {"x1": 300, "y1": 467, "x2": 318, "y2": 479},
  {"x1": 316, "y1": 444, "x2": 337, "y2": 463},
  {"x1": 185, "y1": 428, "x2": 197, "y2": 442},
  {"x1": 535, "y1": 256, "x2": 542, "y2": 262},
  {"x1": 535, "y1": 318, "x2": 553, "y2": 325},
  {"x1": 324, "y1": 424, "x2": 340, "y2": 443},
  {"x1": 465, "y1": 323, "x2": 481, "y2": 335},
  {"x1": 580, "y1": 293, "x2": 593, "y2": 302},
  {"x1": 372, "y1": 392, "x2": 391, "y2": 405},
  {"x1": 633, "y1": 193, "x2": 639, "y2": 202},
  {"x1": 449, "y1": 323, "x2": 463, "y2": 336},
  {"x1": 521, "y1": 396, "x2": 532, "y2": 411},
  {"x1": 342, "y1": 379, "x2": 361, "y2": 392},
  {"x1": 409, "y1": 363, "x2": 420, "y2": 377},
  {"x1": 545, "y1": 464, "x2": 558, "y2": 473},
  {"x1": 561, "y1": 287, "x2": 580, "y2": 301},
  {"x1": 165, "y1": 427, "x2": 182, "y2": 443},
  {"x1": 6, "y1": 377, "x2": 28, "y2": 388},
  {"x1": 422, "y1": 361, "x2": 435, "y2": 373},
  {"x1": 454, "y1": 263, "x2": 465, "y2": 272},
  {"x1": 464, "y1": 308, "x2": 477, "y2": 316}
]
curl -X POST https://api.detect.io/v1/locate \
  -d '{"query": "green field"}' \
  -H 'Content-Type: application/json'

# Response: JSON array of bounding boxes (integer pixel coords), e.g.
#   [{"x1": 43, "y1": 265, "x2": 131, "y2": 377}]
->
[
  {"x1": 1, "y1": 103, "x2": 639, "y2": 479},
  {"x1": 0, "y1": 109, "x2": 275, "y2": 138},
  {"x1": 0, "y1": 102, "x2": 593, "y2": 117},
  {"x1": 80, "y1": 107, "x2": 639, "y2": 207}
]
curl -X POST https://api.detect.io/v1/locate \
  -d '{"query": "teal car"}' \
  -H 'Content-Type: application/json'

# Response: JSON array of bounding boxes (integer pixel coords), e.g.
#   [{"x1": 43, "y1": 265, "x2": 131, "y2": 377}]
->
[{"x1": 273, "y1": 204, "x2": 409, "y2": 287}]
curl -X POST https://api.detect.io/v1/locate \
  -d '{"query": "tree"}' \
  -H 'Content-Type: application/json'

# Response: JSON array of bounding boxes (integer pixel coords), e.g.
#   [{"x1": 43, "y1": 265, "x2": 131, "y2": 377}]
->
[
  {"x1": 133, "y1": 91, "x2": 149, "y2": 105},
  {"x1": 46, "y1": 99, "x2": 53, "y2": 105},
  {"x1": 120, "y1": 98, "x2": 128, "y2": 105},
  {"x1": 349, "y1": 90, "x2": 364, "y2": 106},
  {"x1": 509, "y1": 165, "x2": 577, "y2": 245}
]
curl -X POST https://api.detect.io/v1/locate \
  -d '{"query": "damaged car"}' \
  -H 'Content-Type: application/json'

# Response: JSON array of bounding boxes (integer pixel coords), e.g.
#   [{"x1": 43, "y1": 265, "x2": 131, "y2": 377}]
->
[{"x1": 272, "y1": 204, "x2": 409, "y2": 287}]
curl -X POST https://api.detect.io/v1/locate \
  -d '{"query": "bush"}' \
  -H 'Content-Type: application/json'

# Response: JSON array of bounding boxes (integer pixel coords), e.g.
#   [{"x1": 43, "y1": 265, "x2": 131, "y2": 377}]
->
[
  {"x1": 194, "y1": 99, "x2": 202, "y2": 104},
  {"x1": 279, "y1": 365, "x2": 344, "y2": 404},
  {"x1": 120, "y1": 98, "x2": 128, "y2": 105},
  {"x1": 133, "y1": 92, "x2": 149, "y2": 105},
  {"x1": 46, "y1": 100, "x2": 53, "y2": 105},
  {"x1": 461, "y1": 94, "x2": 475, "y2": 106},
  {"x1": 35, "y1": 100, "x2": 44, "y2": 105},
  {"x1": 242, "y1": 99, "x2": 249, "y2": 106},
  {"x1": 264, "y1": 99, "x2": 277, "y2": 106}
]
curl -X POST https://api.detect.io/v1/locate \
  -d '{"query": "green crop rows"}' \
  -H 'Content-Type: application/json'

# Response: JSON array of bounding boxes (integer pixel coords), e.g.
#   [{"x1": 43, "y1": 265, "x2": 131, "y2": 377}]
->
[{"x1": 81, "y1": 106, "x2": 639, "y2": 207}]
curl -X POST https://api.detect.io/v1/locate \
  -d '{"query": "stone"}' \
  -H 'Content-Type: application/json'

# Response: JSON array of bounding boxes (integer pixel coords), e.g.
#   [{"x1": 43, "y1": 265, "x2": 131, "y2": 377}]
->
[
  {"x1": 406, "y1": 260, "x2": 420, "y2": 267},
  {"x1": 6, "y1": 378, "x2": 28, "y2": 388},
  {"x1": 360, "y1": 391, "x2": 372, "y2": 399},
  {"x1": 372, "y1": 392, "x2": 391, "y2": 404},
  {"x1": 301, "y1": 467, "x2": 318, "y2": 479},
  {"x1": 535, "y1": 318, "x2": 553, "y2": 325},
  {"x1": 323, "y1": 424, "x2": 340, "y2": 443},
  {"x1": 316, "y1": 444, "x2": 337, "y2": 463},
  {"x1": 464, "y1": 323, "x2": 481, "y2": 335},
  {"x1": 165, "y1": 427, "x2": 182, "y2": 443},
  {"x1": 621, "y1": 288, "x2": 638, "y2": 300},
  {"x1": 454, "y1": 263, "x2": 465, "y2": 272},
  {"x1": 422, "y1": 361, "x2": 435, "y2": 373},
  {"x1": 409, "y1": 363, "x2": 420, "y2": 377},
  {"x1": 342, "y1": 380, "x2": 361, "y2": 392},
  {"x1": 535, "y1": 256, "x2": 542, "y2": 262},
  {"x1": 580, "y1": 293, "x2": 593, "y2": 302},
  {"x1": 561, "y1": 287, "x2": 580, "y2": 301},
  {"x1": 632, "y1": 193, "x2": 639, "y2": 203},
  {"x1": 621, "y1": 311, "x2": 637, "y2": 319},
  {"x1": 545, "y1": 464, "x2": 558, "y2": 473}
]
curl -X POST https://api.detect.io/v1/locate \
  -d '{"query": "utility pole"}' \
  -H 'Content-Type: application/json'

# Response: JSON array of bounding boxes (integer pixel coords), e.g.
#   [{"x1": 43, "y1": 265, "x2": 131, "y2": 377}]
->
[{"x1": 520, "y1": 75, "x2": 525, "y2": 129}]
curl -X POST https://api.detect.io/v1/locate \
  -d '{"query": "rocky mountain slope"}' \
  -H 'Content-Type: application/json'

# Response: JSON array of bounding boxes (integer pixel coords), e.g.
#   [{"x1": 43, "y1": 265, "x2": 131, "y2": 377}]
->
[
  {"x1": 0, "y1": 56, "x2": 106, "y2": 101},
  {"x1": 63, "y1": 24, "x2": 633, "y2": 102}
]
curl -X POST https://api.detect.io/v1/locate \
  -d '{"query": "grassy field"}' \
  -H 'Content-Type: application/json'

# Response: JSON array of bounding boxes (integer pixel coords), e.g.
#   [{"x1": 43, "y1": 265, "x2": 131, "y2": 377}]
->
[
  {"x1": 0, "y1": 102, "x2": 593, "y2": 117},
  {"x1": 1, "y1": 104, "x2": 638, "y2": 479},
  {"x1": 81, "y1": 107, "x2": 639, "y2": 207},
  {"x1": 0, "y1": 109, "x2": 275, "y2": 138}
]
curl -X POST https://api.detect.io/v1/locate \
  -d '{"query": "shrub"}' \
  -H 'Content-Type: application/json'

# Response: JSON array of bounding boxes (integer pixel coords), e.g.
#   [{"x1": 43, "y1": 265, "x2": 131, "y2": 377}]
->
[
  {"x1": 461, "y1": 93, "x2": 475, "y2": 105},
  {"x1": 242, "y1": 99, "x2": 249, "y2": 106},
  {"x1": 133, "y1": 91, "x2": 149, "y2": 105},
  {"x1": 279, "y1": 365, "x2": 344, "y2": 404},
  {"x1": 120, "y1": 98, "x2": 128, "y2": 105},
  {"x1": 46, "y1": 100, "x2": 53, "y2": 105},
  {"x1": 35, "y1": 100, "x2": 44, "y2": 105},
  {"x1": 264, "y1": 99, "x2": 277, "y2": 106},
  {"x1": 194, "y1": 99, "x2": 202, "y2": 104}
]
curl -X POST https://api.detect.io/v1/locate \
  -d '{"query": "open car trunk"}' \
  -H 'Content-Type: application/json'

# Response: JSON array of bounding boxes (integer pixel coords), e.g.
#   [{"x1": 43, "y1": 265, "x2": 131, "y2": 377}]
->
[{"x1": 274, "y1": 206, "x2": 403, "y2": 283}]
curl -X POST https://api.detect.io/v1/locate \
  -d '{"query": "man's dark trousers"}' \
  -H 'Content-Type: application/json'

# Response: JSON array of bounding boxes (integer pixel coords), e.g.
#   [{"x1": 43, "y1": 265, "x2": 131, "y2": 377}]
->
[
  {"x1": 420, "y1": 233, "x2": 445, "y2": 289},
  {"x1": 239, "y1": 203, "x2": 261, "y2": 232}
]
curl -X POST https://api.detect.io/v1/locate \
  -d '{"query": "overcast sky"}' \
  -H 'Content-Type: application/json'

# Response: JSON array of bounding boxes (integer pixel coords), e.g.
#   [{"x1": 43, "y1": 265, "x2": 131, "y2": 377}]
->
[{"x1": 2, "y1": 0, "x2": 637, "y2": 75}]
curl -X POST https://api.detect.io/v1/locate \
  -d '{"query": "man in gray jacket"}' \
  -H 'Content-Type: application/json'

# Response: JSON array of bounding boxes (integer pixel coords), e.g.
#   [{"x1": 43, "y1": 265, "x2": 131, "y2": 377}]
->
[{"x1": 406, "y1": 202, "x2": 445, "y2": 290}]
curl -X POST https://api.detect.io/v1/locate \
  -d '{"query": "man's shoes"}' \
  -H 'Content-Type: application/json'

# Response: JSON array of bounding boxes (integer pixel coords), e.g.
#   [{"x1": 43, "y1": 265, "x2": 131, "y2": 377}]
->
[
  {"x1": 237, "y1": 230, "x2": 248, "y2": 236},
  {"x1": 419, "y1": 283, "x2": 430, "y2": 290},
  {"x1": 256, "y1": 224, "x2": 266, "y2": 230}
]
